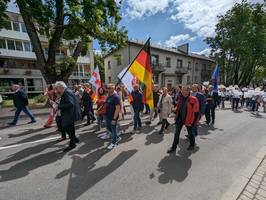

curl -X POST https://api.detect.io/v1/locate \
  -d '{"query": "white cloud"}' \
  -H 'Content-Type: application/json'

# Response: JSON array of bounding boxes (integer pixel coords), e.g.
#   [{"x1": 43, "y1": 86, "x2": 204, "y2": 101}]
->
[
  {"x1": 164, "y1": 34, "x2": 195, "y2": 47},
  {"x1": 169, "y1": 0, "x2": 243, "y2": 37},
  {"x1": 124, "y1": 0, "x2": 172, "y2": 19},
  {"x1": 193, "y1": 48, "x2": 212, "y2": 56}
]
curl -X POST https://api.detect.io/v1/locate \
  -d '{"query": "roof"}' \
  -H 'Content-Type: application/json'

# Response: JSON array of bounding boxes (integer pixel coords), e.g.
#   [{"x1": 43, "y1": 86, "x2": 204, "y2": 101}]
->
[{"x1": 104, "y1": 39, "x2": 215, "y2": 62}]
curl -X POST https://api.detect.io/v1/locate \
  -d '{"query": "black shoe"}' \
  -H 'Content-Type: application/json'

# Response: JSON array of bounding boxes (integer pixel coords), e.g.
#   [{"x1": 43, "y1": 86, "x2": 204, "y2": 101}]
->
[
  {"x1": 8, "y1": 122, "x2": 16, "y2": 126},
  {"x1": 75, "y1": 138, "x2": 80, "y2": 143},
  {"x1": 63, "y1": 144, "x2": 76, "y2": 152},
  {"x1": 159, "y1": 130, "x2": 163, "y2": 134},
  {"x1": 167, "y1": 147, "x2": 176, "y2": 154},
  {"x1": 157, "y1": 121, "x2": 162, "y2": 125},
  {"x1": 57, "y1": 137, "x2": 66, "y2": 142},
  {"x1": 187, "y1": 145, "x2": 195, "y2": 151},
  {"x1": 165, "y1": 123, "x2": 170, "y2": 130},
  {"x1": 27, "y1": 120, "x2": 36, "y2": 124},
  {"x1": 145, "y1": 121, "x2": 151, "y2": 125}
]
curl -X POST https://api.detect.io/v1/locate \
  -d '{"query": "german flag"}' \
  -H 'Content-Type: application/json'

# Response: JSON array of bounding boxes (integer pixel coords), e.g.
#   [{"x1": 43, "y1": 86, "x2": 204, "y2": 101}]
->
[{"x1": 128, "y1": 39, "x2": 154, "y2": 108}]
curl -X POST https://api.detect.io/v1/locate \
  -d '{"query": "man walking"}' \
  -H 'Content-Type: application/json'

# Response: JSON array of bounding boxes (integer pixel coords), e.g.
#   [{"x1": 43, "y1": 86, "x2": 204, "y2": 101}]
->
[
  {"x1": 167, "y1": 86, "x2": 199, "y2": 153},
  {"x1": 55, "y1": 81, "x2": 81, "y2": 152},
  {"x1": 105, "y1": 83, "x2": 121, "y2": 150},
  {"x1": 205, "y1": 86, "x2": 215, "y2": 125},
  {"x1": 8, "y1": 84, "x2": 36, "y2": 125},
  {"x1": 191, "y1": 84, "x2": 205, "y2": 136},
  {"x1": 131, "y1": 84, "x2": 144, "y2": 133}
]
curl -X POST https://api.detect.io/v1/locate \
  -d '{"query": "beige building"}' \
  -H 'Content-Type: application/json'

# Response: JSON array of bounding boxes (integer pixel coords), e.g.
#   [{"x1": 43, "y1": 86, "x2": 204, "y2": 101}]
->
[
  {"x1": 104, "y1": 39, "x2": 215, "y2": 89},
  {"x1": 0, "y1": 11, "x2": 94, "y2": 95}
]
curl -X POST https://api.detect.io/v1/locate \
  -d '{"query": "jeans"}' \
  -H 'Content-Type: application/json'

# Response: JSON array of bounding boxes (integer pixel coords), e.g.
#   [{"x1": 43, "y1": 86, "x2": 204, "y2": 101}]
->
[
  {"x1": 106, "y1": 118, "x2": 118, "y2": 144},
  {"x1": 97, "y1": 115, "x2": 105, "y2": 129},
  {"x1": 133, "y1": 111, "x2": 141, "y2": 130},
  {"x1": 63, "y1": 122, "x2": 78, "y2": 146},
  {"x1": 205, "y1": 104, "x2": 215, "y2": 124},
  {"x1": 13, "y1": 106, "x2": 35, "y2": 124},
  {"x1": 172, "y1": 121, "x2": 194, "y2": 149},
  {"x1": 232, "y1": 98, "x2": 240, "y2": 110},
  {"x1": 221, "y1": 97, "x2": 225, "y2": 109},
  {"x1": 160, "y1": 119, "x2": 170, "y2": 132},
  {"x1": 56, "y1": 116, "x2": 66, "y2": 139}
]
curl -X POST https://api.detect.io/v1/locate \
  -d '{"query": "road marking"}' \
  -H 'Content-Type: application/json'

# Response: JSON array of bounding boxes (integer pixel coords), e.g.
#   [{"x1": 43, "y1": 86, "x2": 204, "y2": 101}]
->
[{"x1": 0, "y1": 136, "x2": 60, "y2": 151}]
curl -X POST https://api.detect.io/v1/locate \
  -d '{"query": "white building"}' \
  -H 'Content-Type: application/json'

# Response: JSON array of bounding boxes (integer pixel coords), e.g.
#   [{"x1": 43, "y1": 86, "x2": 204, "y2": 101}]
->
[
  {"x1": 0, "y1": 11, "x2": 94, "y2": 95},
  {"x1": 104, "y1": 40, "x2": 215, "y2": 89}
]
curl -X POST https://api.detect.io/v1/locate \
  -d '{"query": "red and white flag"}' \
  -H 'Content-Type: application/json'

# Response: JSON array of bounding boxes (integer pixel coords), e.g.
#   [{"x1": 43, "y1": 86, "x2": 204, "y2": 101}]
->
[{"x1": 89, "y1": 66, "x2": 101, "y2": 90}]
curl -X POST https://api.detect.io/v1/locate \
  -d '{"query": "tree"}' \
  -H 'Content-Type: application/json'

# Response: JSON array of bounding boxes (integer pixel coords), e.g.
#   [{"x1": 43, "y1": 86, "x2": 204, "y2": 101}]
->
[
  {"x1": 0, "y1": 0, "x2": 127, "y2": 84},
  {"x1": 206, "y1": 0, "x2": 266, "y2": 86}
]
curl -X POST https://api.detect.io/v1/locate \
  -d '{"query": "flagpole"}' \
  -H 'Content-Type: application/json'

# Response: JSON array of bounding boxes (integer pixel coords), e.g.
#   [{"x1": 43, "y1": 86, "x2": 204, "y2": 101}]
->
[{"x1": 115, "y1": 37, "x2": 151, "y2": 87}]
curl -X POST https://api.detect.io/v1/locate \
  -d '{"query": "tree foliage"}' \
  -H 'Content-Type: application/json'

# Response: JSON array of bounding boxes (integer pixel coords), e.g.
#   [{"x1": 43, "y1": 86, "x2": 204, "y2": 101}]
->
[
  {"x1": 206, "y1": 0, "x2": 266, "y2": 86},
  {"x1": 0, "y1": 0, "x2": 127, "y2": 83}
]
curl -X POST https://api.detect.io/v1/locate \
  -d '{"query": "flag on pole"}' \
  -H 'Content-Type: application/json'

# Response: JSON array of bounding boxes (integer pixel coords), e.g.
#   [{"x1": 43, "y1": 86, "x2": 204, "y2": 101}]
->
[
  {"x1": 118, "y1": 67, "x2": 138, "y2": 93},
  {"x1": 89, "y1": 66, "x2": 101, "y2": 91},
  {"x1": 126, "y1": 39, "x2": 154, "y2": 108},
  {"x1": 212, "y1": 64, "x2": 219, "y2": 92}
]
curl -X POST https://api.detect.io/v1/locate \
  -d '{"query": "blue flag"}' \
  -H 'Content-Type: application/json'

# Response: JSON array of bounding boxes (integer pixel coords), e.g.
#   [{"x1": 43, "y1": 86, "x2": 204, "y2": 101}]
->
[{"x1": 212, "y1": 64, "x2": 219, "y2": 92}]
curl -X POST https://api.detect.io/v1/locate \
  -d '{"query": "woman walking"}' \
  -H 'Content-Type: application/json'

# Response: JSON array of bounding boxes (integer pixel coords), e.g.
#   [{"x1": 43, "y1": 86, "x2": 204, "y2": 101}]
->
[{"x1": 158, "y1": 87, "x2": 173, "y2": 134}]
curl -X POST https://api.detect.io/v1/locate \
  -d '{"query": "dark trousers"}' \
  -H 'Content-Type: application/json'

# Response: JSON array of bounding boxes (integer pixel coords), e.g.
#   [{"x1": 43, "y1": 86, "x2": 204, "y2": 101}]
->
[
  {"x1": 63, "y1": 123, "x2": 78, "y2": 146},
  {"x1": 133, "y1": 111, "x2": 141, "y2": 130},
  {"x1": 106, "y1": 118, "x2": 118, "y2": 144},
  {"x1": 144, "y1": 104, "x2": 150, "y2": 114},
  {"x1": 232, "y1": 98, "x2": 240, "y2": 110},
  {"x1": 82, "y1": 108, "x2": 95, "y2": 123},
  {"x1": 221, "y1": 97, "x2": 225, "y2": 109},
  {"x1": 13, "y1": 106, "x2": 35, "y2": 124},
  {"x1": 172, "y1": 121, "x2": 195, "y2": 149},
  {"x1": 205, "y1": 104, "x2": 215, "y2": 124},
  {"x1": 160, "y1": 119, "x2": 170, "y2": 132},
  {"x1": 56, "y1": 116, "x2": 66, "y2": 139}
]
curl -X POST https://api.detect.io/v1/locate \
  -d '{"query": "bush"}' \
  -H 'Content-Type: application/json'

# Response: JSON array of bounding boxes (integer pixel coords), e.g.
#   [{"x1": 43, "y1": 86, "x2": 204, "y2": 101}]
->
[{"x1": 34, "y1": 94, "x2": 48, "y2": 104}]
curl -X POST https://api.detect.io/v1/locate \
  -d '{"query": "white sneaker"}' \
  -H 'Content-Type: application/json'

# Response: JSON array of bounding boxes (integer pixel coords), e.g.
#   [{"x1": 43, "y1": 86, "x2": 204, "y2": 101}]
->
[
  {"x1": 107, "y1": 143, "x2": 117, "y2": 150},
  {"x1": 100, "y1": 133, "x2": 111, "y2": 140},
  {"x1": 117, "y1": 136, "x2": 122, "y2": 143}
]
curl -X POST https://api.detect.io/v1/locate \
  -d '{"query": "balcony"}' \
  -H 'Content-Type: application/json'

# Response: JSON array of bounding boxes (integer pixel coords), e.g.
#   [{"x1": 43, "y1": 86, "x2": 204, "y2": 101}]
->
[
  {"x1": 0, "y1": 68, "x2": 42, "y2": 77},
  {"x1": 152, "y1": 63, "x2": 165, "y2": 73},
  {"x1": 175, "y1": 67, "x2": 188, "y2": 75},
  {"x1": 71, "y1": 71, "x2": 90, "y2": 77}
]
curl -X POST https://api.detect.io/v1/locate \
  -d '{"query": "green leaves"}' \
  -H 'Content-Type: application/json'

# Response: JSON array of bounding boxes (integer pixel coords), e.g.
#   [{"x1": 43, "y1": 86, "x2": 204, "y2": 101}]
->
[{"x1": 206, "y1": 1, "x2": 266, "y2": 85}]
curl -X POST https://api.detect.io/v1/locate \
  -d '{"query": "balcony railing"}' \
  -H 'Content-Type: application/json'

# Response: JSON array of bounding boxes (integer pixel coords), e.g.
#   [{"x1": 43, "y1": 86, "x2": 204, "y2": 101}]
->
[
  {"x1": 175, "y1": 67, "x2": 188, "y2": 74},
  {"x1": 0, "y1": 86, "x2": 44, "y2": 94},
  {"x1": 71, "y1": 72, "x2": 90, "y2": 77},
  {"x1": 152, "y1": 63, "x2": 165, "y2": 72}
]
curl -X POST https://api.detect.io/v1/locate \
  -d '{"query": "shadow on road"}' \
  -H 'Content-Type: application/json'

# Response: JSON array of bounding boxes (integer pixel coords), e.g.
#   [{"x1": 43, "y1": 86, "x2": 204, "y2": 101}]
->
[
  {"x1": 55, "y1": 149, "x2": 137, "y2": 200},
  {"x1": 8, "y1": 127, "x2": 47, "y2": 138},
  {"x1": 154, "y1": 138, "x2": 199, "y2": 184}
]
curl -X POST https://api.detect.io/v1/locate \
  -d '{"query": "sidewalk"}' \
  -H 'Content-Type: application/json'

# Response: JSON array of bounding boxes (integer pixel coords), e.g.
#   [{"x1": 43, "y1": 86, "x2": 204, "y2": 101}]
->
[
  {"x1": 0, "y1": 101, "x2": 131, "y2": 120},
  {"x1": 221, "y1": 145, "x2": 266, "y2": 200}
]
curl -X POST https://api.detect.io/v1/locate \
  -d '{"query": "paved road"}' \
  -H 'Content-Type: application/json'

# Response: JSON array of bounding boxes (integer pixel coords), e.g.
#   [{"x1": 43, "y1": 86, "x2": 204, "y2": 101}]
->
[{"x1": 0, "y1": 106, "x2": 266, "y2": 200}]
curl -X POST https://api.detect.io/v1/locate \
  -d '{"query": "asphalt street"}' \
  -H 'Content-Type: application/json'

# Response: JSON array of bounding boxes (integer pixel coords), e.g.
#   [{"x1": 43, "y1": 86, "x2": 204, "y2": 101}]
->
[{"x1": 0, "y1": 105, "x2": 266, "y2": 200}]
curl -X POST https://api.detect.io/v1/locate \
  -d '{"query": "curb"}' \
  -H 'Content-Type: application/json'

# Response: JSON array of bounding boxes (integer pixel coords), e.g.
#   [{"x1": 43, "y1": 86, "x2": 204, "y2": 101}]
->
[{"x1": 220, "y1": 145, "x2": 266, "y2": 200}]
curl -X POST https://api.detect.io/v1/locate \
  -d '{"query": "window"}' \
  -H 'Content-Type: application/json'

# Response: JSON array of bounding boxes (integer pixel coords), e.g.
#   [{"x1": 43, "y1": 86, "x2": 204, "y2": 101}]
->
[
  {"x1": 0, "y1": 39, "x2": 6, "y2": 49},
  {"x1": 177, "y1": 59, "x2": 183, "y2": 68},
  {"x1": 6, "y1": 21, "x2": 12, "y2": 30},
  {"x1": 194, "y1": 76, "x2": 198, "y2": 83},
  {"x1": 202, "y1": 64, "x2": 207, "y2": 71},
  {"x1": 12, "y1": 22, "x2": 20, "y2": 32},
  {"x1": 194, "y1": 63, "x2": 198, "y2": 71},
  {"x1": 108, "y1": 76, "x2": 111, "y2": 83},
  {"x1": 21, "y1": 23, "x2": 27, "y2": 32},
  {"x1": 15, "y1": 41, "x2": 23, "y2": 51},
  {"x1": 166, "y1": 57, "x2": 171, "y2": 67},
  {"x1": 187, "y1": 76, "x2": 191, "y2": 85},
  {"x1": 116, "y1": 55, "x2": 122, "y2": 66},
  {"x1": 177, "y1": 76, "x2": 182, "y2": 84},
  {"x1": 151, "y1": 55, "x2": 159, "y2": 65},
  {"x1": 7, "y1": 40, "x2": 15, "y2": 50},
  {"x1": 108, "y1": 61, "x2": 111, "y2": 69},
  {"x1": 188, "y1": 61, "x2": 191, "y2": 69},
  {"x1": 24, "y1": 42, "x2": 31, "y2": 52}
]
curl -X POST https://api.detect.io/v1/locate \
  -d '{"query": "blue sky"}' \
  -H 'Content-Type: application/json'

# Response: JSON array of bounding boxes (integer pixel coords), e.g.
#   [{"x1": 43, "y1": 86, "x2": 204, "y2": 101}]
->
[{"x1": 7, "y1": 0, "x2": 263, "y2": 55}]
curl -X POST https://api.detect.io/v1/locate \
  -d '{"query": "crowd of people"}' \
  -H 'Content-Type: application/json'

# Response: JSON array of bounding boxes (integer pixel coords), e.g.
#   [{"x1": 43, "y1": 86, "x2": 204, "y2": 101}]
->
[{"x1": 7, "y1": 82, "x2": 266, "y2": 153}]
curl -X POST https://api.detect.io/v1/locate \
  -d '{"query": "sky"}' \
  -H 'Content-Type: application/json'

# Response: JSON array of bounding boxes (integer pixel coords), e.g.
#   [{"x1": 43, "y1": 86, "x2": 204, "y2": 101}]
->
[{"x1": 7, "y1": 0, "x2": 263, "y2": 55}]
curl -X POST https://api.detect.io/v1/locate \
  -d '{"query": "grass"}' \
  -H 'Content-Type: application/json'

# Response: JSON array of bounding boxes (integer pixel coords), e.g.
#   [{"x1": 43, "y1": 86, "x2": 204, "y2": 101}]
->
[{"x1": 2, "y1": 99, "x2": 47, "y2": 109}]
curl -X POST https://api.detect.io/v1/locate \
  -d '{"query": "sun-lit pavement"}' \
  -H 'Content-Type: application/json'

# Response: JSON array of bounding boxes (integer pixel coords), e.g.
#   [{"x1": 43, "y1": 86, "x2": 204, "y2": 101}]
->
[{"x1": 0, "y1": 105, "x2": 266, "y2": 200}]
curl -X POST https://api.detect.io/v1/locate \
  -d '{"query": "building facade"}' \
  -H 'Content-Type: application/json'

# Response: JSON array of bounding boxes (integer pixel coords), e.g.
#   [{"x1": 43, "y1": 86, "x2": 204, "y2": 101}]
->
[
  {"x1": 0, "y1": 11, "x2": 94, "y2": 95},
  {"x1": 104, "y1": 40, "x2": 215, "y2": 89}
]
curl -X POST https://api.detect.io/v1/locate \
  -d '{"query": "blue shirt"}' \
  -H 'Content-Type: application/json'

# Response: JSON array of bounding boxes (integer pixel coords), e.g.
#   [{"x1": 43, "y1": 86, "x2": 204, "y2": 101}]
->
[{"x1": 105, "y1": 93, "x2": 121, "y2": 120}]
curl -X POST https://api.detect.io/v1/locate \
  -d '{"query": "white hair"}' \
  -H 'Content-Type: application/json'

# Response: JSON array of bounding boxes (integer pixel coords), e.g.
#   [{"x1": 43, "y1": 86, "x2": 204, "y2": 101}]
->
[{"x1": 55, "y1": 81, "x2": 67, "y2": 89}]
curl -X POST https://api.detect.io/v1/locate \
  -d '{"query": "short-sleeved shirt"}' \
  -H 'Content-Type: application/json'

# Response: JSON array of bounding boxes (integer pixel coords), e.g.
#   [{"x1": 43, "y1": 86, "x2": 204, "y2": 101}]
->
[{"x1": 105, "y1": 93, "x2": 121, "y2": 120}]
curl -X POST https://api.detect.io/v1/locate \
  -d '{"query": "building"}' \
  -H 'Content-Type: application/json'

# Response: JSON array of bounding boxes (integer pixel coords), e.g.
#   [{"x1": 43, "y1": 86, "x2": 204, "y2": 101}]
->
[
  {"x1": 0, "y1": 11, "x2": 94, "y2": 95},
  {"x1": 104, "y1": 39, "x2": 215, "y2": 89}
]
